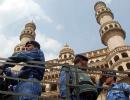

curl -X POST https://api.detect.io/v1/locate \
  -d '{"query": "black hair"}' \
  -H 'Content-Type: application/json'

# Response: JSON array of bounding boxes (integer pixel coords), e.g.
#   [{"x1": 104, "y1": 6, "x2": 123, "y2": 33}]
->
[
  {"x1": 113, "y1": 77, "x2": 117, "y2": 81},
  {"x1": 105, "y1": 71, "x2": 117, "y2": 81},
  {"x1": 74, "y1": 54, "x2": 88, "y2": 64},
  {"x1": 25, "y1": 41, "x2": 40, "y2": 49}
]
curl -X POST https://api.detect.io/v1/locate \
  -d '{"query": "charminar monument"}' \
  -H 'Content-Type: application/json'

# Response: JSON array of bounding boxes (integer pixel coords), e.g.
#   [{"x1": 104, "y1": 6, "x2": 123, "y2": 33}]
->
[{"x1": 11, "y1": 1, "x2": 130, "y2": 99}]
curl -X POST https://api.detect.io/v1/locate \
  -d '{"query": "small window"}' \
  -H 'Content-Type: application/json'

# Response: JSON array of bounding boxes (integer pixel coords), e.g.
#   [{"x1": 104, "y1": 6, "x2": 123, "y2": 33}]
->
[
  {"x1": 44, "y1": 76, "x2": 47, "y2": 80},
  {"x1": 118, "y1": 66, "x2": 124, "y2": 71},
  {"x1": 50, "y1": 84, "x2": 57, "y2": 91},
  {"x1": 17, "y1": 48, "x2": 20, "y2": 51},
  {"x1": 90, "y1": 61, "x2": 94, "y2": 63},
  {"x1": 48, "y1": 76, "x2": 50, "y2": 79},
  {"x1": 115, "y1": 24, "x2": 118, "y2": 27},
  {"x1": 42, "y1": 85, "x2": 46, "y2": 92},
  {"x1": 96, "y1": 60, "x2": 100, "y2": 62},
  {"x1": 105, "y1": 64, "x2": 109, "y2": 68},
  {"x1": 126, "y1": 63, "x2": 130, "y2": 69},
  {"x1": 52, "y1": 75, "x2": 54, "y2": 78},
  {"x1": 22, "y1": 48, "x2": 25, "y2": 51},
  {"x1": 101, "y1": 65, "x2": 104, "y2": 69},
  {"x1": 55, "y1": 74, "x2": 58, "y2": 78},
  {"x1": 109, "y1": 60, "x2": 113, "y2": 65},
  {"x1": 102, "y1": 8, "x2": 105, "y2": 11},
  {"x1": 104, "y1": 26, "x2": 108, "y2": 31},
  {"x1": 97, "y1": 66, "x2": 99, "y2": 68},
  {"x1": 102, "y1": 30, "x2": 104, "y2": 34},
  {"x1": 98, "y1": 11, "x2": 100, "y2": 14},
  {"x1": 109, "y1": 24, "x2": 113, "y2": 28},
  {"x1": 64, "y1": 55, "x2": 67, "y2": 59},
  {"x1": 114, "y1": 55, "x2": 119, "y2": 62},
  {"x1": 121, "y1": 53, "x2": 128, "y2": 58}
]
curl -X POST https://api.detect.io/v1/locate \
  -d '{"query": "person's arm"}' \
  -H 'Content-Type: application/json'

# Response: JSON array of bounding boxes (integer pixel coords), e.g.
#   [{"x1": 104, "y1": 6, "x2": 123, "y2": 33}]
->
[
  {"x1": 3, "y1": 68, "x2": 17, "y2": 77},
  {"x1": 11, "y1": 49, "x2": 44, "y2": 61},
  {"x1": 59, "y1": 70, "x2": 67, "y2": 99},
  {"x1": 9, "y1": 51, "x2": 32, "y2": 62},
  {"x1": 33, "y1": 50, "x2": 45, "y2": 80},
  {"x1": 1, "y1": 54, "x2": 21, "y2": 69}
]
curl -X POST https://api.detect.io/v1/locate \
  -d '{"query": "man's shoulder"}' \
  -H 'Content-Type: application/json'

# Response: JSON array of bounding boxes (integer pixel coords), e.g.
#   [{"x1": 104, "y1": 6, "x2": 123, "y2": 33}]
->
[
  {"x1": 61, "y1": 66, "x2": 70, "y2": 72},
  {"x1": 112, "y1": 82, "x2": 129, "y2": 89}
]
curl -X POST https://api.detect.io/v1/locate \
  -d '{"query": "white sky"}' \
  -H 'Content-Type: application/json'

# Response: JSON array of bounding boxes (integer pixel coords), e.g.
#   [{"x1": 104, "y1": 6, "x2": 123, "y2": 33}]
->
[{"x1": 0, "y1": 0, "x2": 130, "y2": 60}]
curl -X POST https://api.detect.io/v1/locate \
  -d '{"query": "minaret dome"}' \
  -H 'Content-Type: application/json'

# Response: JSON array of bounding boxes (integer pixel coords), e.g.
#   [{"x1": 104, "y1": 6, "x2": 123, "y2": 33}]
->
[
  {"x1": 94, "y1": 1, "x2": 114, "y2": 25},
  {"x1": 94, "y1": 1, "x2": 125, "y2": 50},
  {"x1": 25, "y1": 21, "x2": 36, "y2": 30},
  {"x1": 59, "y1": 43, "x2": 74, "y2": 60}
]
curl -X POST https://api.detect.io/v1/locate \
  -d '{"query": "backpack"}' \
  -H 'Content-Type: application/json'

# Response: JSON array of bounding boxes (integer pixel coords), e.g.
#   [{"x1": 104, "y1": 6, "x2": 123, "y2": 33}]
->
[{"x1": 61, "y1": 66, "x2": 98, "y2": 98}]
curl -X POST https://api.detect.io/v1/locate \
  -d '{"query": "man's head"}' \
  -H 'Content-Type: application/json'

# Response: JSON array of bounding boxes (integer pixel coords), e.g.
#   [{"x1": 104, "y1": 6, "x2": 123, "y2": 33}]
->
[
  {"x1": 25, "y1": 41, "x2": 40, "y2": 51},
  {"x1": 74, "y1": 54, "x2": 88, "y2": 67},
  {"x1": 105, "y1": 71, "x2": 117, "y2": 85}
]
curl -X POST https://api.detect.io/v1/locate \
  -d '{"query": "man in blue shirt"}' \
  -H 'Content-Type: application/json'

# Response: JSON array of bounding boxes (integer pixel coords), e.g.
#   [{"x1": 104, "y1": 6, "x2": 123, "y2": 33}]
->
[
  {"x1": 101, "y1": 72, "x2": 130, "y2": 100},
  {"x1": 59, "y1": 54, "x2": 97, "y2": 100},
  {"x1": 3, "y1": 40, "x2": 45, "y2": 100}
]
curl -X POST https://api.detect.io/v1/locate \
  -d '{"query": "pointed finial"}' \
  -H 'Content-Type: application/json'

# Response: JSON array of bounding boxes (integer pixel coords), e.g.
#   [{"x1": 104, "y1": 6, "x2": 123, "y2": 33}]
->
[
  {"x1": 94, "y1": 1, "x2": 106, "y2": 11},
  {"x1": 64, "y1": 43, "x2": 69, "y2": 47},
  {"x1": 25, "y1": 21, "x2": 36, "y2": 30}
]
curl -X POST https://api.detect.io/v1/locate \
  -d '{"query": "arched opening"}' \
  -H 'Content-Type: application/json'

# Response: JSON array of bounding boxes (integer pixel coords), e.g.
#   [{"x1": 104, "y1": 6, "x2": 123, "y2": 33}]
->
[
  {"x1": 102, "y1": 8, "x2": 105, "y2": 11},
  {"x1": 109, "y1": 24, "x2": 113, "y2": 28},
  {"x1": 64, "y1": 55, "x2": 67, "y2": 59},
  {"x1": 48, "y1": 76, "x2": 51, "y2": 79},
  {"x1": 96, "y1": 60, "x2": 100, "y2": 62},
  {"x1": 102, "y1": 30, "x2": 104, "y2": 34},
  {"x1": 44, "y1": 76, "x2": 47, "y2": 80},
  {"x1": 101, "y1": 65, "x2": 104, "y2": 69},
  {"x1": 126, "y1": 63, "x2": 130, "y2": 69},
  {"x1": 105, "y1": 64, "x2": 109, "y2": 68},
  {"x1": 17, "y1": 48, "x2": 20, "y2": 51},
  {"x1": 55, "y1": 74, "x2": 58, "y2": 78},
  {"x1": 98, "y1": 11, "x2": 100, "y2": 14},
  {"x1": 109, "y1": 60, "x2": 113, "y2": 66},
  {"x1": 118, "y1": 66, "x2": 124, "y2": 71},
  {"x1": 90, "y1": 61, "x2": 94, "y2": 63},
  {"x1": 104, "y1": 26, "x2": 108, "y2": 31},
  {"x1": 97, "y1": 66, "x2": 100, "y2": 69},
  {"x1": 22, "y1": 48, "x2": 25, "y2": 51},
  {"x1": 114, "y1": 55, "x2": 119, "y2": 62},
  {"x1": 50, "y1": 84, "x2": 57, "y2": 91},
  {"x1": 115, "y1": 24, "x2": 118, "y2": 28},
  {"x1": 52, "y1": 75, "x2": 54, "y2": 78},
  {"x1": 121, "y1": 52, "x2": 128, "y2": 58},
  {"x1": 42, "y1": 85, "x2": 46, "y2": 92}
]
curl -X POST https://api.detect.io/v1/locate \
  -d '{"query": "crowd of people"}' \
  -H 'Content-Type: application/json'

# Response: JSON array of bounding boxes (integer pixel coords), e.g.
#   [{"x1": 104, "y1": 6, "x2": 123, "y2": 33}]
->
[
  {"x1": 59, "y1": 54, "x2": 130, "y2": 100},
  {"x1": 0, "y1": 40, "x2": 129, "y2": 100}
]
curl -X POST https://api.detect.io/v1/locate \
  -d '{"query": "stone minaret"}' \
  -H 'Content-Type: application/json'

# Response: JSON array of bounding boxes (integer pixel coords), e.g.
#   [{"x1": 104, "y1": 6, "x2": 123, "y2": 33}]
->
[
  {"x1": 94, "y1": 1, "x2": 126, "y2": 51},
  {"x1": 12, "y1": 21, "x2": 36, "y2": 71},
  {"x1": 94, "y1": 1, "x2": 130, "y2": 82},
  {"x1": 14, "y1": 21, "x2": 36, "y2": 52}
]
